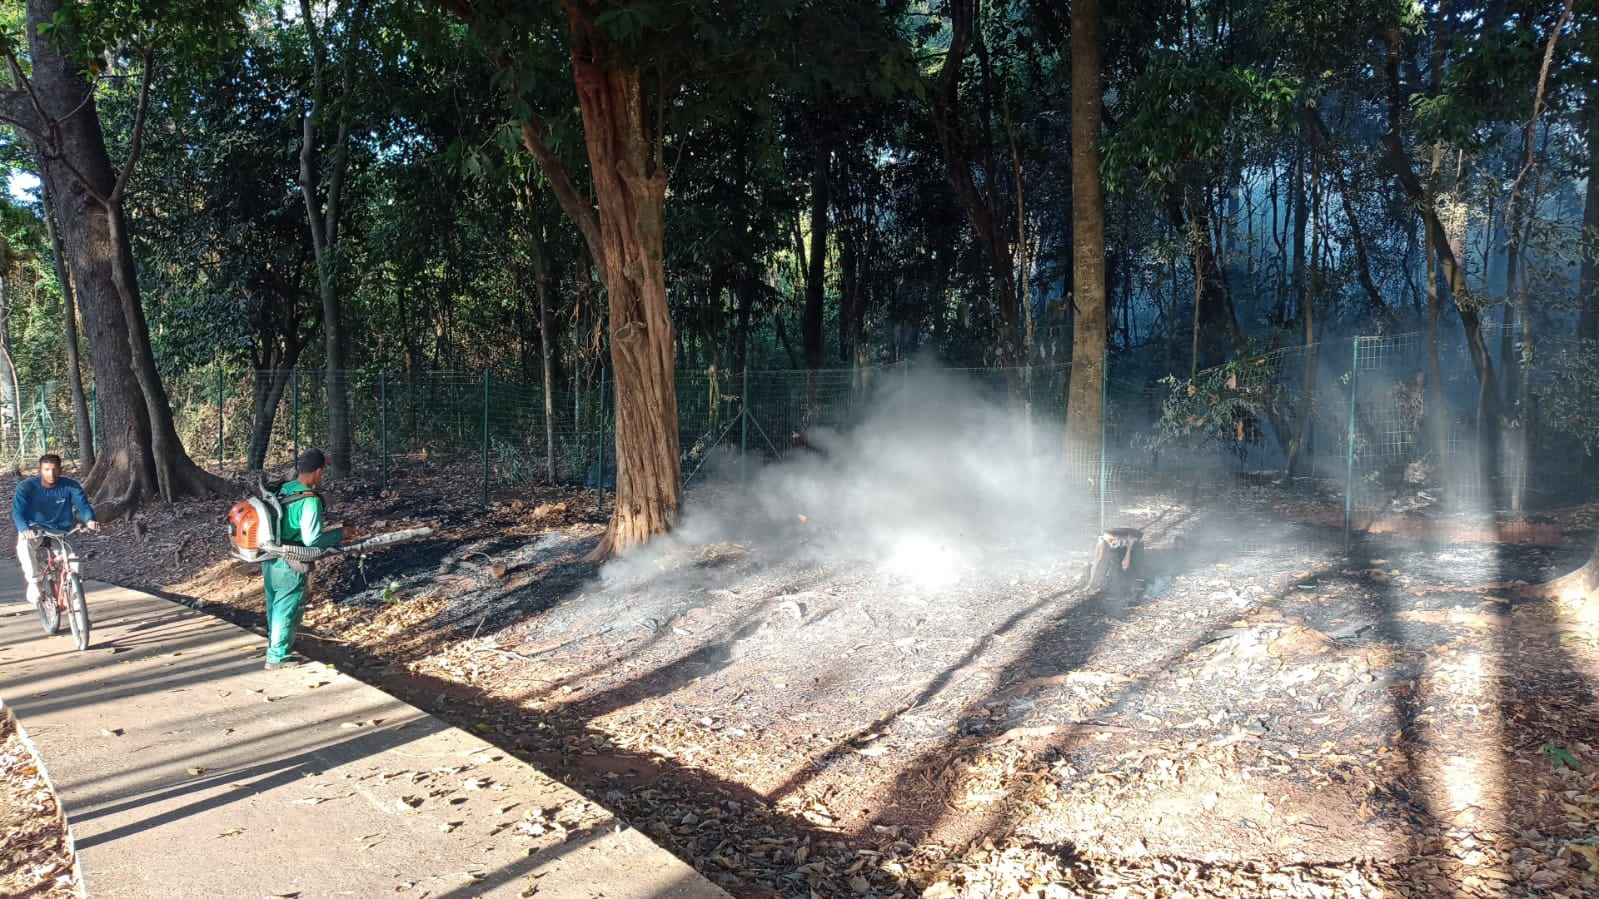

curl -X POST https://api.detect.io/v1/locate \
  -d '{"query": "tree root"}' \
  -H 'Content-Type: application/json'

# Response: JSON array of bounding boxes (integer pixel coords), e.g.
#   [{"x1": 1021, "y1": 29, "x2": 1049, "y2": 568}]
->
[
  {"x1": 1531, "y1": 565, "x2": 1599, "y2": 604},
  {"x1": 86, "y1": 454, "x2": 229, "y2": 522}
]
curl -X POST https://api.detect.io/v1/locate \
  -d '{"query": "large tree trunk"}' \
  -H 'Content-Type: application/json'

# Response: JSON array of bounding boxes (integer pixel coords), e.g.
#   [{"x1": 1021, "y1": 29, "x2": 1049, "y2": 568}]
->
[
  {"x1": 562, "y1": 7, "x2": 680, "y2": 556},
  {"x1": 442, "y1": 0, "x2": 683, "y2": 556},
  {"x1": 1065, "y1": 0, "x2": 1106, "y2": 456},
  {"x1": 573, "y1": 70, "x2": 680, "y2": 554},
  {"x1": 3, "y1": 0, "x2": 224, "y2": 518},
  {"x1": 40, "y1": 179, "x2": 95, "y2": 469}
]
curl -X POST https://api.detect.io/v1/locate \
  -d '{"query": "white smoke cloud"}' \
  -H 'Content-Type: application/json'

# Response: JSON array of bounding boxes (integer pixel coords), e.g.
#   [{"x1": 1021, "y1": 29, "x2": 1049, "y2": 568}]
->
[{"x1": 599, "y1": 364, "x2": 1095, "y2": 595}]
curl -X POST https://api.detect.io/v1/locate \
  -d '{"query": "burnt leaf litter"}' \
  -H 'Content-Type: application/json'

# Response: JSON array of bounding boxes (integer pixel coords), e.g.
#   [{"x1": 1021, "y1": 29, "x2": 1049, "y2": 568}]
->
[{"x1": 6, "y1": 467, "x2": 1599, "y2": 899}]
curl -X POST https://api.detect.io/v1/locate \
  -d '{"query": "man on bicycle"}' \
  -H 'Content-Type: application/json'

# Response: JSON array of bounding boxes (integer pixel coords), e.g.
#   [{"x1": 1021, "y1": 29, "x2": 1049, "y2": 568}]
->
[{"x1": 12, "y1": 453, "x2": 99, "y2": 605}]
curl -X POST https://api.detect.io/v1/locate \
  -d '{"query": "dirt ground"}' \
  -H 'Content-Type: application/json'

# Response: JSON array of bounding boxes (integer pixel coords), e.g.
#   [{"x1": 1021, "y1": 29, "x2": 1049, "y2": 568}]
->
[{"x1": 7, "y1": 466, "x2": 1599, "y2": 899}]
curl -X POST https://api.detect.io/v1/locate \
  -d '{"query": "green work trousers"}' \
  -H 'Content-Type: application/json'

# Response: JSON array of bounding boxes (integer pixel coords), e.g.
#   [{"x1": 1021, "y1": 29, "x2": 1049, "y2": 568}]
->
[{"x1": 262, "y1": 558, "x2": 309, "y2": 663}]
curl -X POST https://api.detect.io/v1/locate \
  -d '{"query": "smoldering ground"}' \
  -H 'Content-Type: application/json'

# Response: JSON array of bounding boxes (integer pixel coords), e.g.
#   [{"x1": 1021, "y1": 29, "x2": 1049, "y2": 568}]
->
[
  {"x1": 597, "y1": 366, "x2": 1097, "y2": 600},
  {"x1": 487, "y1": 365, "x2": 1115, "y2": 717}
]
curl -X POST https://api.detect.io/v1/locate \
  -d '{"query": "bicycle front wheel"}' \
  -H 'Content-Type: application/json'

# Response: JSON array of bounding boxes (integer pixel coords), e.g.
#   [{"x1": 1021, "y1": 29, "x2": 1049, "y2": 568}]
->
[
  {"x1": 37, "y1": 578, "x2": 61, "y2": 635},
  {"x1": 66, "y1": 573, "x2": 89, "y2": 651}
]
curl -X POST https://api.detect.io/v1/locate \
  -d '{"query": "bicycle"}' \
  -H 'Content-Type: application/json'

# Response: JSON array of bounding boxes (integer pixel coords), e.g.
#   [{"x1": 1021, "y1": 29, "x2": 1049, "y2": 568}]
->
[{"x1": 30, "y1": 525, "x2": 90, "y2": 651}]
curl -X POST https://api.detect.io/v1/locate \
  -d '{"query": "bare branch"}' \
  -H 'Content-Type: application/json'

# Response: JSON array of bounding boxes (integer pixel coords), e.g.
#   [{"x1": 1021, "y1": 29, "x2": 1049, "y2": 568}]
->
[
  {"x1": 107, "y1": 48, "x2": 154, "y2": 207},
  {"x1": 1505, "y1": 0, "x2": 1574, "y2": 228}
]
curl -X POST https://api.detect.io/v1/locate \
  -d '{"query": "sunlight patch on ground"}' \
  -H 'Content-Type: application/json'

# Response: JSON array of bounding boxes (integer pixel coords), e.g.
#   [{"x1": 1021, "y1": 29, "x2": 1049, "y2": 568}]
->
[
  {"x1": 881, "y1": 534, "x2": 966, "y2": 591},
  {"x1": 1441, "y1": 752, "x2": 1489, "y2": 821},
  {"x1": 1554, "y1": 592, "x2": 1599, "y2": 644}
]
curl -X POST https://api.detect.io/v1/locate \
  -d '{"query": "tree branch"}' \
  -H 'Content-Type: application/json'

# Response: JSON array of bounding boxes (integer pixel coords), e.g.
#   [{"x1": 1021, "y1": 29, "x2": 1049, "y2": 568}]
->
[
  {"x1": 1505, "y1": 0, "x2": 1573, "y2": 230},
  {"x1": 323, "y1": 0, "x2": 372, "y2": 249},
  {"x1": 519, "y1": 118, "x2": 601, "y2": 258},
  {"x1": 107, "y1": 48, "x2": 154, "y2": 207}
]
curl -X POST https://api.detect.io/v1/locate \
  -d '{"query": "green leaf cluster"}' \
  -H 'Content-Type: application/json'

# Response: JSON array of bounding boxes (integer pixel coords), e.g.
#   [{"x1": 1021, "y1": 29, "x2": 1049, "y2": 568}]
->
[{"x1": 1137, "y1": 360, "x2": 1279, "y2": 455}]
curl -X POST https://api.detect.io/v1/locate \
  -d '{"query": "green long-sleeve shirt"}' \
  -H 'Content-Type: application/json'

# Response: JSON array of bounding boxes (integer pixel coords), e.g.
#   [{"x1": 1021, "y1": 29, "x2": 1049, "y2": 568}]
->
[{"x1": 278, "y1": 481, "x2": 342, "y2": 548}]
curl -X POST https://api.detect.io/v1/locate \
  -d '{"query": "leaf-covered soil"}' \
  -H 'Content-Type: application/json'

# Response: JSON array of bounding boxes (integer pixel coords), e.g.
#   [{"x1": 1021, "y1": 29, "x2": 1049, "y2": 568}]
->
[
  {"x1": 10, "y1": 467, "x2": 1599, "y2": 898},
  {"x1": 0, "y1": 703, "x2": 78, "y2": 898}
]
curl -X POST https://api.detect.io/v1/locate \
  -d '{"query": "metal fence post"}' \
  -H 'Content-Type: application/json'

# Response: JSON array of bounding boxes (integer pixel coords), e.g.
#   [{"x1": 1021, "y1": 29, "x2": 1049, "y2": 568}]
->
[
  {"x1": 216, "y1": 360, "x2": 224, "y2": 468},
  {"x1": 740, "y1": 366, "x2": 749, "y2": 458},
  {"x1": 37, "y1": 385, "x2": 48, "y2": 450},
  {"x1": 481, "y1": 370, "x2": 490, "y2": 507},
  {"x1": 379, "y1": 370, "x2": 389, "y2": 489},
  {"x1": 1344, "y1": 338, "x2": 1360, "y2": 554}
]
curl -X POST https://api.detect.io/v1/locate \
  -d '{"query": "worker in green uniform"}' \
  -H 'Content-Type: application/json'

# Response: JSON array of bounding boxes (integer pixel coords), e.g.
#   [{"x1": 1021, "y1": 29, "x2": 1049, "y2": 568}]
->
[{"x1": 264, "y1": 448, "x2": 342, "y2": 670}]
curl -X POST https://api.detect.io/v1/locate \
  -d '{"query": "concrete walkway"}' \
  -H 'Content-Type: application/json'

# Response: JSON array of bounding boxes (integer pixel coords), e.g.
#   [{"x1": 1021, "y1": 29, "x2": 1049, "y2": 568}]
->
[{"x1": 0, "y1": 566, "x2": 730, "y2": 899}]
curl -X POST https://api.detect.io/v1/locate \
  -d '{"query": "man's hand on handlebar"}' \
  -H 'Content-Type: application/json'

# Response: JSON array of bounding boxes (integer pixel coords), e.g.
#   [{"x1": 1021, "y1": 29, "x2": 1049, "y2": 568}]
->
[{"x1": 25, "y1": 523, "x2": 95, "y2": 539}]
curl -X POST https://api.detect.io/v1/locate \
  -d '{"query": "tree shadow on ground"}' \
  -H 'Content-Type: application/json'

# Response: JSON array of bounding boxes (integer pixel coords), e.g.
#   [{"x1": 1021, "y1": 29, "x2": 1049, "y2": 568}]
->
[{"x1": 859, "y1": 498, "x2": 1585, "y2": 891}]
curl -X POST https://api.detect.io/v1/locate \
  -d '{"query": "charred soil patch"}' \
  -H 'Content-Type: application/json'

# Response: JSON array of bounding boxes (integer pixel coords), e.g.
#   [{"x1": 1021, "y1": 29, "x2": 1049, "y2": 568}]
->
[{"x1": 17, "y1": 467, "x2": 1599, "y2": 898}]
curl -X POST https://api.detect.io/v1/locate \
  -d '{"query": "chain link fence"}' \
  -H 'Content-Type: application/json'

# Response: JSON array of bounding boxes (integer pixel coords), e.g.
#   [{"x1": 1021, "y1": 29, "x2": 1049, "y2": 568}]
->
[
  {"x1": 0, "y1": 379, "x2": 89, "y2": 469},
  {"x1": 3, "y1": 329, "x2": 1594, "y2": 548}
]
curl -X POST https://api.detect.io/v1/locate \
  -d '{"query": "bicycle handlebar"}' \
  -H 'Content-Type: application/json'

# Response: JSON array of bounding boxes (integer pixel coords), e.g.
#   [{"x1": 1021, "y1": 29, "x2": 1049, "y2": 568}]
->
[{"x1": 28, "y1": 524, "x2": 91, "y2": 539}]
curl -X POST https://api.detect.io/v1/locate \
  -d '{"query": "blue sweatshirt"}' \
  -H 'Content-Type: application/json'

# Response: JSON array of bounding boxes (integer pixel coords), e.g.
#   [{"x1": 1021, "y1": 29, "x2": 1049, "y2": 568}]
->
[{"x1": 12, "y1": 477, "x2": 96, "y2": 534}]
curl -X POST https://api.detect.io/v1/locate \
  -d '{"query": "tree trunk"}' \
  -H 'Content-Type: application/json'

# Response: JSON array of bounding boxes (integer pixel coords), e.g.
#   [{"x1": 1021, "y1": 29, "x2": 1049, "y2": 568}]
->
[
  {"x1": 297, "y1": 0, "x2": 367, "y2": 478},
  {"x1": 0, "y1": 278, "x2": 21, "y2": 457},
  {"x1": 246, "y1": 367, "x2": 294, "y2": 470},
  {"x1": 1381, "y1": 28, "x2": 1501, "y2": 485},
  {"x1": 3, "y1": 0, "x2": 225, "y2": 517},
  {"x1": 1503, "y1": 0, "x2": 1569, "y2": 512},
  {"x1": 528, "y1": 219, "x2": 557, "y2": 484},
  {"x1": 565, "y1": 10, "x2": 680, "y2": 556},
  {"x1": 441, "y1": 0, "x2": 685, "y2": 555},
  {"x1": 1424, "y1": 146, "x2": 1452, "y2": 494},
  {"x1": 802, "y1": 138, "x2": 829, "y2": 369},
  {"x1": 1538, "y1": 532, "x2": 1599, "y2": 605},
  {"x1": 41, "y1": 179, "x2": 95, "y2": 469},
  {"x1": 839, "y1": 226, "x2": 866, "y2": 366},
  {"x1": 1167, "y1": 191, "x2": 1247, "y2": 370},
  {"x1": 1286, "y1": 129, "x2": 1323, "y2": 480},
  {"x1": 1581, "y1": 92, "x2": 1599, "y2": 344},
  {"x1": 1065, "y1": 0, "x2": 1106, "y2": 455},
  {"x1": 241, "y1": 274, "x2": 312, "y2": 470},
  {"x1": 931, "y1": 0, "x2": 1020, "y2": 364}
]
